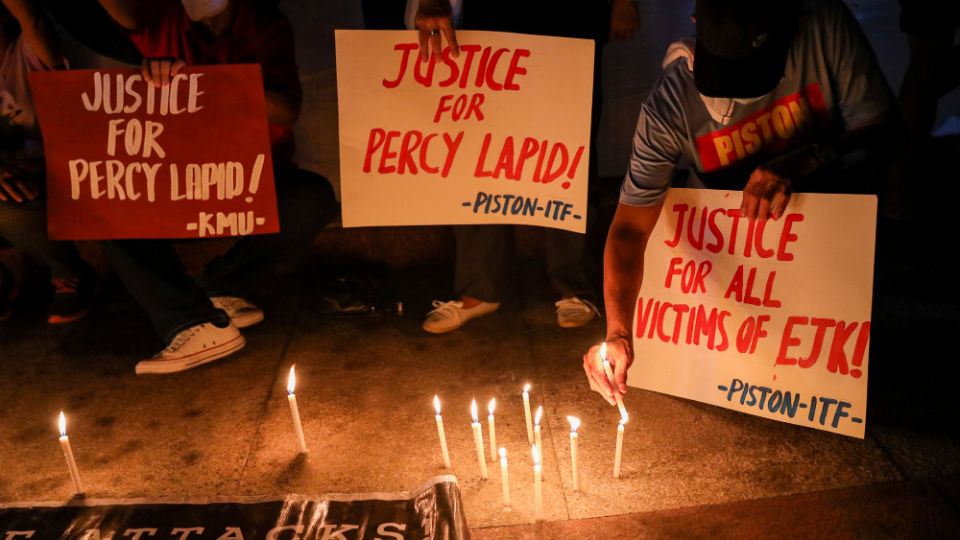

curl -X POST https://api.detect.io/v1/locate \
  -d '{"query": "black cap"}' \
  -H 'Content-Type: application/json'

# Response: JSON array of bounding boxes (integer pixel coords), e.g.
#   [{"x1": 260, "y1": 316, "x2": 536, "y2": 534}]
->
[{"x1": 694, "y1": 0, "x2": 803, "y2": 98}]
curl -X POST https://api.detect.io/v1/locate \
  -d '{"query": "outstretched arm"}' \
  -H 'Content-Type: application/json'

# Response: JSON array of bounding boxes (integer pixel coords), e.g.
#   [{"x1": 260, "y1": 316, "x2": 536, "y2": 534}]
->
[{"x1": 583, "y1": 202, "x2": 662, "y2": 404}]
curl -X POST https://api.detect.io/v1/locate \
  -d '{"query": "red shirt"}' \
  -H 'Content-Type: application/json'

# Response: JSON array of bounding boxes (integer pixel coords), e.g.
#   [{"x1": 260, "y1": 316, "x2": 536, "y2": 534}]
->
[{"x1": 126, "y1": 0, "x2": 300, "y2": 165}]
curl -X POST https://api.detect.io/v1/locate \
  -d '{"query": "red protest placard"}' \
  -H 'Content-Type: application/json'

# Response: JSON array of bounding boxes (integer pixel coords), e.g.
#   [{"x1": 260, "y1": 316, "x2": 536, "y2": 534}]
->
[{"x1": 28, "y1": 64, "x2": 278, "y2": 240}]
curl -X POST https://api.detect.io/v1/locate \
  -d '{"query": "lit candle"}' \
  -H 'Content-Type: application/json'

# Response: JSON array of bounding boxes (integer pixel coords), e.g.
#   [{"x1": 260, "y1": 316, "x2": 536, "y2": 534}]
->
[
  {"x1": 499, "y1": 447, "x2": 511, "y2": 509},
  {"x1": 487, "y1": 398, "x2": 497, "y2": 461},
  {"x1": 533, "y1": 406, "x2": 543, "y2": 453},
  {"x1": 522, "y1": 384, "x2": 534, "y2": 444},
  {"x1": 57, "y1": 412, "x2": 83, "y2": 495},
  {"x1": 471, "y1": 399, "x2": 488, "y2": 479},
  {"x1": 600, "y1": 343, "x2": 629, "y2": 420},
  {"x1": 567, "y1": 416, "x2": 580, "y2": 491},
  {"x1": 532, "y1": 444, "x2": 543, "y2": 520},
  {"x1": 614, "y1": 414, "x2": 628, "y2": 479},
  {"x1": 434, "y1": 395, "x2": 451, "y2": 468},
  {"x1": 286, "y1": 365, "x2": 308, "y2": 454}
]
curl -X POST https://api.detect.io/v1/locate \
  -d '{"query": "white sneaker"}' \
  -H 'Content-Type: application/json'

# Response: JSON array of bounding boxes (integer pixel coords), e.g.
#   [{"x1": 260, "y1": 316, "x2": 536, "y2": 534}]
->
[
  {"x1": 136, "y1": 322, "x2": 246, "y2": 375},
  {"x1": 211, "y1": 296, "x2": 264, "y2": 328},
  {"x1": 555, "y1": 296, "x2": 600, "y2": 328},
  {"x1": 423, "y1": 299, "x2": 500, "y2": 334}
]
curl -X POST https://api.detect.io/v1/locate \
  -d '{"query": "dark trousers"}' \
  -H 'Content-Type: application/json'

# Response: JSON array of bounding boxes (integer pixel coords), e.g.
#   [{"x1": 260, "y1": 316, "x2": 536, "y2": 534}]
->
[
  {"x1": 453, "y1": 225, "x2": 590, "y2": 303},
  {"x1": 102, "y1": 168, "x2": 336, "y2": 344},
  {"x1": 0, "y1": 198, "x2": 91, "y2": 281}
]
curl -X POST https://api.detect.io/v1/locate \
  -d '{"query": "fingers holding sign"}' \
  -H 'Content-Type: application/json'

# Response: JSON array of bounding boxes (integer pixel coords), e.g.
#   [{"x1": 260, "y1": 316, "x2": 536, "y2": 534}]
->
[
  {"x1": 141, "y1": 57, "x2": 187, "y2": 87},
  {"x1": 0, "y1": 170, "x2": 39, "y2": 203},
  {"x1": 415, "y1": 0, "x2": 459, "y2": 61},
  {"x1": 583, "y1": 337, "x2": 632, "y2": 406},
  {"x1": 740, "y1": 167, "x2": 792, "y2": 221}
]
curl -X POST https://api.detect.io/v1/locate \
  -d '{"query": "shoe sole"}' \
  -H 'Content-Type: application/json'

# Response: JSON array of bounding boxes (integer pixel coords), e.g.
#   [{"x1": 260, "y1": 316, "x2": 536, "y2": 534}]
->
[
  {"x1": 558, "y1": 319, "x2": 593, "y2": 328},
  {"x1": 231, "y1": 311, "x2": 264, "y2": 329},
  {"x1": 422, "y1": 322, "x2": 462, "y2": 334},
  {"x1": 47, "y1": 306, "x2": 94, "y2": 325},
  {"x1": 48, "y1": 284, "x2": 100, "y2": 324},
  {"x1": 135, "y1": 334, "x2": 246, "y2": 375}
]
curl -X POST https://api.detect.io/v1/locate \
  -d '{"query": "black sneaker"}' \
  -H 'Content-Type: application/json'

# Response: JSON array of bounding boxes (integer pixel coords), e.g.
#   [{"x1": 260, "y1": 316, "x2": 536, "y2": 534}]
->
[
  {"x1": 0, "y1": 263, "x2": 15, "y2": 322},
  {"x1": 47, "y1": 275, "x2": 98, "y2": 324}
]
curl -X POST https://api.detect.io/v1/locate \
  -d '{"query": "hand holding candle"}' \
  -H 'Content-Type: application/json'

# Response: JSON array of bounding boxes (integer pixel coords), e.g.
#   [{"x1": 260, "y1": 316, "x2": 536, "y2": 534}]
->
[
  {"x1": 286, "y1": 365, "x2": 308, "y2": 454},
  {"x1": 434, "y1": 395, "x2": 451, "y2": 468},
  {"x1": 522, "y1": 384, "x2": 534, "y2": 444},
  {"x1": 567, "y1": 416, "x2": 580, "y2": 491},
  {"x1": 600, "y1": 343, "x2": 629, "y2": 420},
  {"x1": 487, "y1": 398, "x2": 497, "y2": 461},
  {"x1": 470, "y1": 399, "x2": 488, "y2": 479},
  {"x1": 58, "y1": 412, "x2": 83, "y2": 495}
]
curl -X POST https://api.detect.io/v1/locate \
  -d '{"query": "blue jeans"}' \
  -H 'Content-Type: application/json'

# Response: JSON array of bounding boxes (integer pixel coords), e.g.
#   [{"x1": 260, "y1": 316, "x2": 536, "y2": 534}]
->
[{"x1": 102, "y1": 168, "x2": 336, "y2": 344}]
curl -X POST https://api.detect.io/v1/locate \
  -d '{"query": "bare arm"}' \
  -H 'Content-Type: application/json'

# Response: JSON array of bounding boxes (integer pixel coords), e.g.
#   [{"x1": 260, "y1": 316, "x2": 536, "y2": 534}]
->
[
  {"x1": 583, "y1": 202, "x2": 662, "y2": 404},
  {"x1": 2, "y1": 0, "x2": 64, "y2": 68},
  {"x1": 96, "y1": 0, "x2": 139, "y2": 30}
]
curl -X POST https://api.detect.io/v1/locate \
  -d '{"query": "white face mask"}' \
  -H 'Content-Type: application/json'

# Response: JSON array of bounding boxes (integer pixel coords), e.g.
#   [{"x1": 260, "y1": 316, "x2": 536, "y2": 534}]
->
[
  {"x1": 700, "y1": 92, "x2": 772, "y2": 125},
  {"x1": 181, "y1": 0, "x2": 228, "y2": 21}
]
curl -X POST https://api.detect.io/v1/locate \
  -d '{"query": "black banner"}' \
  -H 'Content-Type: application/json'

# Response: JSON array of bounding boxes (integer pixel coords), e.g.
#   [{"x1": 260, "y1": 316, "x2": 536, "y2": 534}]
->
[{"x1": 0, "y1": 477, "x2": 469, "y2": 540}]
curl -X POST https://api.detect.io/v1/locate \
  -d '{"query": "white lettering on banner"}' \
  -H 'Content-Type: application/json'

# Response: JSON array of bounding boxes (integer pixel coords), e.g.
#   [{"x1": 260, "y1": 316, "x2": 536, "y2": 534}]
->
[
  {"x1": 123, "y1": 529, "x2": 156, "y2": 540},
  {"x1": 375, "y1": 523, "x2": 407, "y2": 540},
  {"x1": 81, "y1": 72, "x2": 204, "y2": 116},
  {"x1": 171, "y1": 528, "x2": 204, "y2": 540},
  {"x1": 265, "y1": 525, "x2": 303, "y2": 540}
]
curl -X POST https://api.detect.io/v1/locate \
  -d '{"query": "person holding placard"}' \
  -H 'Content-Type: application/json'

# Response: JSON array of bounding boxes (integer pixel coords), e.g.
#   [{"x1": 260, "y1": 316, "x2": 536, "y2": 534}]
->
[
  {"x1": 95, "y1": 0, "x2": 336, "y2": 374},
  {"x1": 1, "y1": 0, "x2": 98, "y2": 324},
  {"x1": 581, "y1": 0, "x2": 897, "y2": 404},
  {"x1": 415, "y1": 0, "x2": 640, "y2": 334}
]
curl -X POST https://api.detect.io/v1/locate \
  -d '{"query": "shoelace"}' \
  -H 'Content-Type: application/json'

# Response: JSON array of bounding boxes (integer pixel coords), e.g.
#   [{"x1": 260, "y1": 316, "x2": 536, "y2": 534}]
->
[
  {"x1": 429, "y1": 300, "x2": 465, "y2": 322},
  {"x1": 51, "y1": 278, "x2": 80, "y2": 295},
  {"x1": 165, "y1": 326, "x2": 201, "y2": 353}
]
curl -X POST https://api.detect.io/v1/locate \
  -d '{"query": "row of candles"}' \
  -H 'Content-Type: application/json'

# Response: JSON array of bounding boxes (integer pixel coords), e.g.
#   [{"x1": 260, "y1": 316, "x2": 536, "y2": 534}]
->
[
  {"x1": 54, "y1": 365, "x2": 311, "y2": 495},
  {"x1": 54, "y1": 344, "x2": 627, "y2": 519},
  {"x1": 434, "y1": 344, "x2": 630, "y2": 518}
]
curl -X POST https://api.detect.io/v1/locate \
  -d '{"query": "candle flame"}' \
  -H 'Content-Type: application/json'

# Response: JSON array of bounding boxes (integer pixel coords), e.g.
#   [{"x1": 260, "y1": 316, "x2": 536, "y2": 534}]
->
[
  {"x1": 600, "y1": 342, "x2": 607, "y2": 361},
  {"x1": 567, "y1": 416, "x2": 580, "y2": 433},
  {"x1": 499, "y1": 447, "x2": 507, "y2": 459},
  {"x1": 532, "y1": 444, "x2": 540, "y2": 465},
  {"x1": 488, "y1": 397, "x2": 496, "y2": 416},
  {"x1": 620, "y1": 413, "x2": 629, "y2": 425},
  {"x1": 434, "y1": 395, "x2": 441, "y2": 415},
  {"x1": 534, "y1": 406, "x2": 543, "y2": 426},
  {"x1": 523, "y1": 383, "x2": 531, "y2": 393},
  {"x1": 471, "y1": 399, "x2": 479, "y2": 423},
  {"x1": 58, "y1": 411, "x2": 66, "y2": 437},
  {"x1": 287, "y1": 365, "x2": 296, "y2": 395}
]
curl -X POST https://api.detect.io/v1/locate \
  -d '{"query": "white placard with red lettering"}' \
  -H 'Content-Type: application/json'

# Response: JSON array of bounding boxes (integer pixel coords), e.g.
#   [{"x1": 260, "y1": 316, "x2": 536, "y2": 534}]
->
[
  {"x1": 335, "y1": 30, "x2": 593, "y2": 233},
  {"x1": 627, "y1": 188, "x2": 876, "y2": 438}
]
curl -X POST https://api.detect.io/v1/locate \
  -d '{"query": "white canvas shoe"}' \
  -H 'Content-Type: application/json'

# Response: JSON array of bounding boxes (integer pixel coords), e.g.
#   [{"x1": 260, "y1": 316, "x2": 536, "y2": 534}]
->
[
  {"x1": 136, "y1": 322, "x2": 245, "y2": 375},
  {"x1": 422, "y1": 299, "x2": 500, "y2": 334},
  {"x1": 211, "y1": 296, "x2": 264, "y2": 328},
  {"x1": 555, "y1": 296, "x2": 600, "y2": 328}
]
